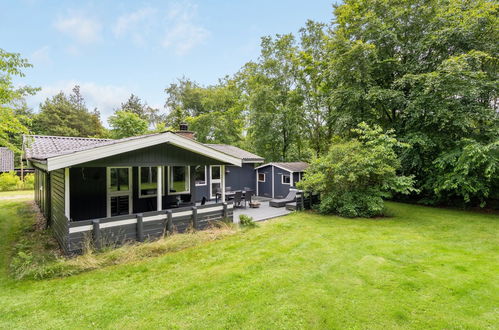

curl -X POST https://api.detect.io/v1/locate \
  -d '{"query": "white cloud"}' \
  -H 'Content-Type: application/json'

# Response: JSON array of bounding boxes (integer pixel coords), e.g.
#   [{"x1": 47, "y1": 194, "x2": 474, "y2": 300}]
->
[
  {"x1": 54, "y1": 13, "x2": 102, "y2": 44},
  {"x1": 30, "y1": 46, "x2": 51, "y2": 66},
  {"x1": 113, "y1": 7, "x2": 157, "y2": 45},
  {"x1": 162, "y1": 2, "x2": 210, "y2": 55},
  {"x1": 28, "y1": 81, "x2": 131, "y2": 125},
  {"x1": 112, "y1": 2, "x2": 209, "y2": 55}
]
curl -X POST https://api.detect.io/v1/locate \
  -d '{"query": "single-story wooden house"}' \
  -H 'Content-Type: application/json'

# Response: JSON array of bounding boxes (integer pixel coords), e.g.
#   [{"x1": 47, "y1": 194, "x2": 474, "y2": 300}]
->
[
  {"x1": 23, "y1": 129, "x2": 263, "y2": 254},
  {"x1": 255, "y1": 162, "x2": 309, "y2": 198}
]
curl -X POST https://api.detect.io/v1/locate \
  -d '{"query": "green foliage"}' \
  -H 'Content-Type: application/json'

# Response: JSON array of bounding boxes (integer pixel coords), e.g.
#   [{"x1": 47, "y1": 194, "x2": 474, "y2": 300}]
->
[
  {"x1": 164, "y1": 78, "x2": 244, "y2": 144},
  {"x1": 327, "y1": 0, "x2": 498, "y2": 206},
  {"x1": 0, "y1": 172, "x2": 35, "y2": 191},
  {"x1": 0, "y1": 49, "x2": 38, "y2": 152},
  {"x1": 108, "y1": 110, "x2": 149, "y2": 138},
  {"x1": 433, "y1": 139, "x2": 499, "y2": 206},
  {"x1": 0, "y1": 171, "x2": 22, "y2": 191},
  {"x1": 119, "y1": 94, "x2": 163, "y2": 128},
  {"x1": 241, "y1": 35, "x2": 305, "y2": 161},
  {"x1": 23, "y1": 173, "x2": 34, "y2": 190},
  {"x1": 299, "y1": 123, "x2": 416, "y2": 217},
  {"x1": 33, "y1": 86, "x2": 106, "y2": 137},
  {"x1": 239, "y1": 214, "x2": 257, "y2": 228}
]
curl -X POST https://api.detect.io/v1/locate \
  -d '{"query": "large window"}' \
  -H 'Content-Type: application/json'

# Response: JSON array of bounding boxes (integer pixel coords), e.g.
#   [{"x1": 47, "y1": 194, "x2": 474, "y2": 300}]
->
[
  {"x1": 258, "y1": 173, "x2": 266, "y2": 182},
  {"x1": 139, "y1": 166, "x2": 164, "y2": 198},
  {"x1": 194, "y1": 165, "x2": 207, "y2": 186},
  {"x1": 168, "y1": 166, "x2": 190, "y2": 194},
  {"x1": 107, "y1": 167, "x2": 132, "y2": 217}
]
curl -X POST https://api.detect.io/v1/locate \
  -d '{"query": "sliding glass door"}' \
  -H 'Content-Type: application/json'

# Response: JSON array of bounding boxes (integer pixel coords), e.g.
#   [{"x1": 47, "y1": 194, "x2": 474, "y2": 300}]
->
[
  {"x1": 107, "y1": 167, "x2": 133, "y2": 217},
  {"x1": 210, "y1": 165, "x2": 221, "y2": 199}
]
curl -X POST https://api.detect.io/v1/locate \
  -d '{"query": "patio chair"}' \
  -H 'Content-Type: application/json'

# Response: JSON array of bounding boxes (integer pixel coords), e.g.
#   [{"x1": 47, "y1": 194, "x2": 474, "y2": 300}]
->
[
  {"x1": 244, "y1": 190, "x2": 255, "y2": 207},
  {"x1": 269, "y1": 190, "x2": 297, "y2": 208},
  {"x1": 233, "y1": 191, "x2": 243, "y2": 208}
]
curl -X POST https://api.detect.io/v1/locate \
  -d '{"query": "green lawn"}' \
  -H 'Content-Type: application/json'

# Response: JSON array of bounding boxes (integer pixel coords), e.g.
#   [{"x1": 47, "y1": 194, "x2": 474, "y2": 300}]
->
[
  {"x1": 0, "y1": 193, "x2": 497, "y2": 329},
  {"x1": 0, "y1": 190, "x2": 34, "y2": 198}
]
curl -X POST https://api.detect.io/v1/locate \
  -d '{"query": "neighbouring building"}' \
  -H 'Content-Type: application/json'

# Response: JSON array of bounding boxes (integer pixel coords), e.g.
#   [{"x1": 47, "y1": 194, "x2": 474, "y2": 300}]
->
[{"x1": 0, "y1": 147, "x2": 14, "y2": 173}]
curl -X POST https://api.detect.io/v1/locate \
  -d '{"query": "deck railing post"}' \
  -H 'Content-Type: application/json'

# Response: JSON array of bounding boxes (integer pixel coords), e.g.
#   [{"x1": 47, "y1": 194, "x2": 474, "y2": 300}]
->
[
  {"x1": 92, "y1": 219, "x2": 101, "y2": 250},
  {"x1": 191, "y1": 206, "x2": 198, "y2": 230},
  {"x1": 222, "y1": 202, "x2": 228, "y2": 219},
  {"x1": 137, "y1": 213, "x2": 144, "y2": 242},
  {"x1": 300, "y1": 191, "x2": 305, "y2": 211},
  {"x1": 166, "y1": 210, "x2": 173, "y2": 235}
]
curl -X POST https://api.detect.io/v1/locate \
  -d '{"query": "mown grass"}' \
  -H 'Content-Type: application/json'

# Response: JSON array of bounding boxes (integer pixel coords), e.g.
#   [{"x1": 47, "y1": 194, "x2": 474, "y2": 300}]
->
[
  {"x1": 0, "y1": 192, "x2": 497, "y2": 329},
  {"x1": 0, "y1": 190, "x2": 34, "y2": 198}
]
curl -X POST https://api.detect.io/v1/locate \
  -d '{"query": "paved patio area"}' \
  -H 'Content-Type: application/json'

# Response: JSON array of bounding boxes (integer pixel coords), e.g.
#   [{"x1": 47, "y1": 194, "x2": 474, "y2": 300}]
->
[{"x1": 233, "y1": 197, "x2": 292, "y2": 223}]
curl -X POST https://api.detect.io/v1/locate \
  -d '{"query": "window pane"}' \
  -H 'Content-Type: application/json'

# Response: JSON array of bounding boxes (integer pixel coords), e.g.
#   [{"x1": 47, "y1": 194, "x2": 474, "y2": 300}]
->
[
  {"x1": 118, "y1": 168, "x2": 129, "y2": 191},
  {"x1": 170, "y1": 166, "x2": 188, "y2": 193},
  {"x1": 211, "y1": 166, "x2": 220, "y2": 180},
  {"x1": 194, "y1": 166, "x2": 206, "y2": 185},
  {"x1": 258, "y1": 173, "x2": 265, "y2": 182},
  {"x1": 110, "y1": 168, "x2": 118, "y2": 191},
  {"x1": 283, "y1": 175, "x2": 290, "y2": 184},
  {"x1": 110, "y1": 168, "x2": 130, "y2": 192},
  {"x1": 111, "y1": 195, "x2": 129, "y2": 216},
  {"x1": 211, "y1": 182, "x2": 221, "y2": 195},
  {"x1": 140, "y1": 167, "x2": 158, "y2": 196}
]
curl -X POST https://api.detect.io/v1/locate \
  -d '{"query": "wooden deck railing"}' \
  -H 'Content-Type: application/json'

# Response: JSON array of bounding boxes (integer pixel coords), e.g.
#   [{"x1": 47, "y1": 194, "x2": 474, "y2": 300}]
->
[{"x1": 64, "y1": 202, "x2": 234, "y2": 254}]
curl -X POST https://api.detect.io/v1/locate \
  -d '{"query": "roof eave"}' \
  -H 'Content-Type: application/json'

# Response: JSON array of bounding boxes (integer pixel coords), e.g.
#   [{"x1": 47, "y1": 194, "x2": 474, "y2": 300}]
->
[{"x1": 45, "y1": 132, "x2": 242, "y2": 171}]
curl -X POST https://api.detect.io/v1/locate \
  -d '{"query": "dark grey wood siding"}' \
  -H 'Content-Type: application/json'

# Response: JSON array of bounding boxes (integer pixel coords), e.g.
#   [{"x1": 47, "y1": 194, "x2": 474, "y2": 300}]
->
[
  {"x1": 34, "y1": 168, "x2": 50, "y2": 218},
  {"x1": 225, "y1": 163, "x2": 256, "y2": 192},
  {"x1": 257, "y1": 165, "x2": 273, "y2": 197},
  {"x1": 50, "y1": 169, "x2": 69, "y2": 254},
  {"x1": 273, "y1": 167, "x2": 291, "y2": 199}
]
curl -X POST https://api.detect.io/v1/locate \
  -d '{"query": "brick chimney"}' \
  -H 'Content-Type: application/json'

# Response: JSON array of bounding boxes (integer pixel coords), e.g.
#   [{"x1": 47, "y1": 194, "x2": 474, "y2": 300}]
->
[{"x1": 175, "y1": 123, "x2": 196, "y2": 140}]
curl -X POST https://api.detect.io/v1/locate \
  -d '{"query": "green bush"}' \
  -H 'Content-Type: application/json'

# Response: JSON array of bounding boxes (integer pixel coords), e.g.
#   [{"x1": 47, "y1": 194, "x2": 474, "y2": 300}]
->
[
  {"x1": 298, "y1": 123, "x2": 417, "y2": 217},
  {"x1": 239, "y1": 214, "x2": 257, "y2": 228},
  {"x1": 0, "y1": 171, "x2": 22, "y2": 191},
  {"x1": 23, "y1": 173, "x2": 35, "y2": 190}
]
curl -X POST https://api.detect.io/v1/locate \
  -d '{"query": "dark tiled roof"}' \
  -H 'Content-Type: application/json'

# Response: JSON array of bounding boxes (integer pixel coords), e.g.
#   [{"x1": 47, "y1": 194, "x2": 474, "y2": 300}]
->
[
  {"x1": 204, "y1": 144, "x2": 264, "y2": 162},
  {"x1": 23, "y1": 135, "x2": 111, "y2": 160},
  {"x1": 23, "y1": 134, "x2": 265, "y2": 163},
  {"x1": 260, "y1": 162, "x2": 309, "y2": 172},
  {"x1": 23, "y1": 133, "x2": 164, "y2": 160}
]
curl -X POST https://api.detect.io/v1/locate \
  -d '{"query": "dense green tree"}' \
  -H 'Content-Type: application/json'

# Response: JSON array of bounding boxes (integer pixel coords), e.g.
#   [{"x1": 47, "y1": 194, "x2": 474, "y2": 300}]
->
[
  {"x1": 0, "y1": 49, "x2": 38, "y2": 152},
  {"x1": 187, "y1": 79, "x2": 244, "y2": 144},
  {"x1": 295, "y1": 20, "x2": 334, "y2": 156},
  {"x1": 108, "y1": 110, "x2": 149, "y2": 139},
  {"x1": 298, "y1": 123, "x2": 416, "y2": 217},
  {"x1": 119, "y1": 94, "x2": 164, "y2": 128},
  {"x1": 164, "y1": 78, "x2": 204, "y2": 128},
  {"x1": 33, "y1": 86, "x2": 106, "y2": 137},
  {"x1": 164, "y1": 77, "x2": 244, "y2": 144},
  {"x1": 324, "y1": 0, "x2": 499, "y2": 206},
  {"x1": 241, "y1": 35, "x2": 304, "y2": 161}
]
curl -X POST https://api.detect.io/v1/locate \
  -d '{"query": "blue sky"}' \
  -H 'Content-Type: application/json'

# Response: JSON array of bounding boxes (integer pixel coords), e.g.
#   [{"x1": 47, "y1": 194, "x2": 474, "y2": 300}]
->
[{"x1": 1, "y1": 0, "x2": 334, "y2": 123}]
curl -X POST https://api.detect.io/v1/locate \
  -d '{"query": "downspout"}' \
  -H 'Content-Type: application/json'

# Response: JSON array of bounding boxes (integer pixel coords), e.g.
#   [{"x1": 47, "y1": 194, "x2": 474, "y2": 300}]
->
[
  {"x1": 272, "y1": 166, "x2": 274, "y2": 198},
  {"x1": 256, "y1": 168, "x2": 259, "y2": 196}
]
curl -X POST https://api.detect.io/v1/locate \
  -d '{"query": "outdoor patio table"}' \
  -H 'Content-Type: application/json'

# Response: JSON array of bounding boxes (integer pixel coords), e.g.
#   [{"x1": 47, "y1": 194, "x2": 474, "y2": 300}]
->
[{"x1": 216, "y1": 190, "x2": 248, "y2": 203}]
